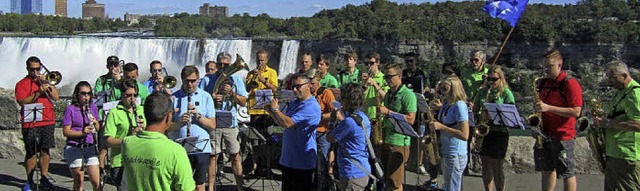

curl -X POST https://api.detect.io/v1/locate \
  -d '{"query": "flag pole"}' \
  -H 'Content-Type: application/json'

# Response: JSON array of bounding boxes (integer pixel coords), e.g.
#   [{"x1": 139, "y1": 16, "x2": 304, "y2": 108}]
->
[{"x1": 489, "y1": 27, "x2": 516, "y2": 67}]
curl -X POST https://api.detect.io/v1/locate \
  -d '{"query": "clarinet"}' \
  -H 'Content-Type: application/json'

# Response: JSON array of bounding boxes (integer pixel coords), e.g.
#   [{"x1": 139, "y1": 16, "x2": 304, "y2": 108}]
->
[
  {"x1": 81, "y1": 100, "x2": 97, "y2": 169},
  {"x1": 187, "y1": 94, "x2": 192, "y2": 137},
  {"x1": 131, "y1": 100, "x2": 140, "y2": 135}
]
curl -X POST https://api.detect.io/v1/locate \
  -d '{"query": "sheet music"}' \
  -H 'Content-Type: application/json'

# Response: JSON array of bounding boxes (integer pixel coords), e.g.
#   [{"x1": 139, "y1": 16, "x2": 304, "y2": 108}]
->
[
  {"x1": 483, "y1": 103, "x2": 526, "y2": 129},
  {"x1": 253, "y1": 90, "x2": 273, "y2": 109},
  {"x1": 388, "y1": 112, "x2": 420, "y2": 138},
  {"x1": 23, "y1": 103, "x2": 44, "y2": 123},
  {"x1": 175, "y1": 136, "x2": 207, "y2": 153}
]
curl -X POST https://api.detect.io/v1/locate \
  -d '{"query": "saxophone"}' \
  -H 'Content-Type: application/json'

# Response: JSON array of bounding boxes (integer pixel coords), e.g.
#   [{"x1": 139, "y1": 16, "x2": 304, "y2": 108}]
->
[
  {"x1": 372, "y1": 97, "x2": 384, "y2": 144},
  {"x1": 471, "y1": 87, "x2": 491, "y2": 154},
  {"x1": 423, "y1": 99, "x2": 441, "y2": 166},
  {"x1": 578, "y1": 98, "x2": 605, "y2": 172},
  {"x1": 528, "y1": 77, "x2": 546, "y2": 149}
]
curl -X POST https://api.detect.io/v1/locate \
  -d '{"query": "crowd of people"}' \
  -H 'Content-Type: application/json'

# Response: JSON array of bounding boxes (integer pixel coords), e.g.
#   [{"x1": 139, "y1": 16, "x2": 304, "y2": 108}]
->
[{"x1": 13, "y1": 49, "x2": 640, "y2": 191}]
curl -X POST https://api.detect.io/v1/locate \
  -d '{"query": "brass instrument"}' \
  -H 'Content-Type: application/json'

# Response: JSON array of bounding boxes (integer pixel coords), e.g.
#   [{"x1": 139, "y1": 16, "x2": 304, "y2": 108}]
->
[
  {"x1": 423, "y1": 99, "x2": 441, "y2": 166},
  {"x1": 578, "y1": 98, "x2": 605, "y2": 172},
  {"x1": 471, "y1": 87, "x2": 491, "y2": 154},
  {"x1": 528, "y1": 77, "x2": 546, "y2": 149},
  {"x1": 161, "y1": 67, "x2": 177, "y2": 89},
  {"x1": 246, "y1": 63, "x2": 266, "y2": 92},
  {"x1": 213, "y1": 54, "x2": 246, "y2": 110},
  {"x1": 364, "y1": 72, "x2": 384, "y2": 145},
  {"x1": 39, "y1": 63, "x2": 62, "y2": 86}
]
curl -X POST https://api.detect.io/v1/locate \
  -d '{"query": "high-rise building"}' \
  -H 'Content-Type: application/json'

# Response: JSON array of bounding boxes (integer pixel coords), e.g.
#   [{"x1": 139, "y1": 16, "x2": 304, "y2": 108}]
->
[
  {"x1": 55, "y1": 0, "x2": 67, "y2": 17},
  {"x1": 199, "y1": 3, "x2": 229, "y2": 17},
  {"x1": 11, "y1": 0, "x2": 42, "y2": 14},
  {"x1": 82, "y1": 0, "x2": 106, "y2": 19}
]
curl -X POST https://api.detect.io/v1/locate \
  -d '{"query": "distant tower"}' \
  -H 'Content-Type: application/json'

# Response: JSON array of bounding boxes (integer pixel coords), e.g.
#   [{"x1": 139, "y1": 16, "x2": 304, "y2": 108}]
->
[
  {"x1": 82, "y1": 0, "x2": 106, "y2": 19},
  {"x1": 12, "y1": 0, "x2": 42, "y2": 14},
  {"x1": 55, "y1": 0, "x2": 67, "y2": 17},
  {"x1": 199, "y1": 3, "x2": 229, "y2": 17}
]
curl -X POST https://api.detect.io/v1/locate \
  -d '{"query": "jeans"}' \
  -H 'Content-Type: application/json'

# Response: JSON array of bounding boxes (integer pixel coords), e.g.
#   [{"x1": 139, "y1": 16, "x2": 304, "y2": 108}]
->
[
  {"x1": 316, "y1": 132, "x2": 331, "y2": 190},
  {"x1": 442, "y1": 154, "x2": 468, "y2": 191}
]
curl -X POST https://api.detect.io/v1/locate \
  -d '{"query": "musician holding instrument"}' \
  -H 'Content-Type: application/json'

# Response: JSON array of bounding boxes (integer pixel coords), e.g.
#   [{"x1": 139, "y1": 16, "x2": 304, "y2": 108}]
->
[
  {"x1": 471, "y1": 66, "x2": 514, "y2": 191},
  {"x1": 198, "y1": 52, "x2": 247, "y2": 191},
  {"x1": 143, "y1": 60, "x2": 172, "y2": 94},
  {"x1": 168, "y1": 66, "x2": 216, "y2": 191},
  {"x1": 15, "y1": 56, "x2": 60, "y2": 190},
  {"x1": 310, "y1": 73, "x2": 336, "y2": 190},
  {"x1": 338, "y1": 52, "x2": 361, "y2": 86},
  {"x1": 245, "y1": 50, "x2": 278, "y2": 176},
  {"x1": 104, "y1": 79, "x2": 146, "y2": 190},
  {"x1": 378, "y1": 63, "x2": 416, "y2": 191},
  {"x1": 264, "y1": 73, "x2": 321, "y2": 190},
  {"x1": 317, "y1": 55, "x2": 339, "y2": 88},
  {"x1": 110, "y1": 62, "x2": 150, "y2": 103},
  {"x1": 121, "y1": 92, "x2": 196, "y2": 191},
  {"x1": 62, "y1": 81, "x2": 101, "y2": 191},
  {"x1": 599, "y1": 61, "x2": 640, "y2": 191},
  {"x1": 327, "y1": 83, "x2": 372, "y2": 191},
  {"x1": 364, "y1": 53, "x2": 389, "y2": 149},
  {"x1": 533, "y1": 50, "x2": 582, "y2": 191},
  {"x1": 94, "y1": 55, "x2": 122, "y2": 173},
  {"x1": 430, "y1": 76, "x2": 469, "y2": 191}
]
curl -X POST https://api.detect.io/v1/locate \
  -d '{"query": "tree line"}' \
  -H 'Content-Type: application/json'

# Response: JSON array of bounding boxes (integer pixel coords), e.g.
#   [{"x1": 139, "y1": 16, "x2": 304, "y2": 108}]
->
[{"x1": 1, "y1": 0, "x2": 639, "y2": 43}]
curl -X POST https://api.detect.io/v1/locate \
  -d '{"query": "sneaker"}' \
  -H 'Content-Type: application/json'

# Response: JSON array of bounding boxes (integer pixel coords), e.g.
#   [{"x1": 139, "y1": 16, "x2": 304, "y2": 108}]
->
[
  {"x1": 418, "y1": 166, "x2": 427, "y2": 175},
  {"x1": 39, "y1": 176, "x2": 54, "y2": 190},
  {"x1": 22, "y1": 183, "x2": 31, "y2": 191}
]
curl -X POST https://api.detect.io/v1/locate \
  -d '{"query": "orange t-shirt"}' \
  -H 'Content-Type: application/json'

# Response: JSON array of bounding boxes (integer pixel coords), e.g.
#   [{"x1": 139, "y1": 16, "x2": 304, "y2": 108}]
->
[{"x1": 315, "y1": 88, "x2": 336, "y2": 132}]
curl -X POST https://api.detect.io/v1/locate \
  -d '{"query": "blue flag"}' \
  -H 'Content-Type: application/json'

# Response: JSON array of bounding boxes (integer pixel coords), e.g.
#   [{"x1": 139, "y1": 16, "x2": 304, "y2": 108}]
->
[{"x1": 482, "y1": 0, "x2": 529, "y2": 27}]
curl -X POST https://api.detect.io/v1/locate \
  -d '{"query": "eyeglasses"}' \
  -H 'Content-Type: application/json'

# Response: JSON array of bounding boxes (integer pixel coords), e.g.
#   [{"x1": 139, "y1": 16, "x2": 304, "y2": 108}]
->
[
  {"x1": 151, "y1": 69, "x2": 163, "y2": 73},
  {"x1": 79, "y1": 91, "x2": 92, "y2": 96},
  {"x1": 292, "y1": 83, "x2": 308, "y2": 90},
  {"x1": 28, "y1": 67, "x2": 42, "y2": 72},
  {"x1": 365, "y1": 61, "x2": 375, "y2": 66},
  {"x1": 125, "y1": 93, "x2": 138, "y2": 98},
  {"x1": 383, "y1": 74, "x2": 399, "y2": 79},
  {"x1": 487, "y1": 77, "x2": 500, "y2": 82},
  {"x1": 184, "y1": 79, "x2": 198, "y2": 84}
]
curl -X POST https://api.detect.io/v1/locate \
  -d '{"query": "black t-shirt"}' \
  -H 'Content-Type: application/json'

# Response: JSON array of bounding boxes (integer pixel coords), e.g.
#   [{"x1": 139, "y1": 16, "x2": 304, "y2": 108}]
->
[{"x1": 402, "y1": 69, "x2": 426, "y2": 93}]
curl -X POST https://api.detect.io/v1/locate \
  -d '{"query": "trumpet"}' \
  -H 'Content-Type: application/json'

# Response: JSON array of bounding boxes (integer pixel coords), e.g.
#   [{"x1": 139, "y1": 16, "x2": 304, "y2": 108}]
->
[
  {"x1": 213, "y1": 54, "x2": 246, "y2": 110},
  {"x1": 246, "y1": 64, "x2": 266, "y2": 92},
  {"x1": 528, "y1": 77, "x2": 547, "y2": 149}
]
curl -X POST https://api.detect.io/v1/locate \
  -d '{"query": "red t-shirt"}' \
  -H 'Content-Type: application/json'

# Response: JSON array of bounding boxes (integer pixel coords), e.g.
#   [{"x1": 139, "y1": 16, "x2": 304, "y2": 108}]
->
[
  {"x1": 15, "y1": 77, "x2": 56, "y2": 128},
  {"x1": 539, "y1": 71, "x2": 583, "y2": 140}
]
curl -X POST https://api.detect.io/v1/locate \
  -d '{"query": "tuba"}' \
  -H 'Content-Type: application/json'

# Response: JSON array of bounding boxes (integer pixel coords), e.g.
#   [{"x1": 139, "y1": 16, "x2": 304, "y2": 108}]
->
[
  {"x1": 423, "y1": 98, "x2": 441, "y2": 166},
  {"x1": 579, "y1": 98, "x2": 606, "y2": 172},
  {"x1": 471, "y1": 87, "x2": 491, "y2": 154},
  {"x1": 213, "y1": 54, "x2": 247, "y2": 110},
  {"x1": 528, "y1": 77, "x2": 547, "y2": 149},
  {"x1": 40, "y1": 63, "x2": 62, "y2": 86}
]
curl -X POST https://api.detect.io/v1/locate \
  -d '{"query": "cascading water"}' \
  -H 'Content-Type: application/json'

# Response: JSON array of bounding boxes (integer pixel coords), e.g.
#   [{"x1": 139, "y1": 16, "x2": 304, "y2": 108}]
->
[
  {"x1": 278, "y1": 40, "x2": 300, "y2": 80},
  {"x1": 201, "y1": 39, "x2": 253, "y2": 79}
]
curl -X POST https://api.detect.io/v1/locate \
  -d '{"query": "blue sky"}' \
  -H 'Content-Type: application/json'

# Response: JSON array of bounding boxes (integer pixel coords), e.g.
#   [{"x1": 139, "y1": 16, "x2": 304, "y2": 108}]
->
[{"x1": 0, "y1": 0, "x2": 579, "y2": 19}]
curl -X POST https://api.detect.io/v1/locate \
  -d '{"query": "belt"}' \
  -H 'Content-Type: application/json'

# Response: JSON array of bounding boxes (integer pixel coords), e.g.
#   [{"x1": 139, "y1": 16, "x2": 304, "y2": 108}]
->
[{"x1": 67, "y1": 143, "x2": 95, "y2": 149}]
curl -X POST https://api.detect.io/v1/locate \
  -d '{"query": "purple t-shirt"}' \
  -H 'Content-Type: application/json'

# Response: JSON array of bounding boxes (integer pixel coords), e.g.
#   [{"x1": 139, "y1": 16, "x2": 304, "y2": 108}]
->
[{"x1": 62, "y1": 103, "x2": 99, "y2": 144}]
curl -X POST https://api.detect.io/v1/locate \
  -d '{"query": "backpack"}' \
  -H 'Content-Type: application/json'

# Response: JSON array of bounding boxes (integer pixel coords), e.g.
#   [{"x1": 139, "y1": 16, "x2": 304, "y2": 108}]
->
[
  {"x1": 536, "y1": 76, "x2": 589, "y2": 121},
  {"x1": 346, "y1": 113, "x2": 385, "y2": 191}
]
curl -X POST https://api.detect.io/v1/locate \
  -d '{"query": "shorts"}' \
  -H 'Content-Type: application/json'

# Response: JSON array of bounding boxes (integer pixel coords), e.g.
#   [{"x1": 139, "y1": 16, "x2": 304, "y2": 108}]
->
[
  {"x1": 64, "y1": 145, "x2": 99, "y2": 168},
  {"x1": 22, "y1": 125, "x2": 56, "y2": 158},
  {"x1": 480, "y1": 130, "x2": 509, "y2": 159},
  {"x1": 605, "y1": 157, "x2": 640, "y2": 191},
  {"x1": 534, "y1": 139, "x2": 576, "y2": 179},
  {"x1": 338, "y1": 175, "x2": 369, "y2": 191},
  {"x1": 210, "y1": 128, "x2": 241, "y2": 155},
  {"x1": 189, "y1": 153, "x2": 210, "y2": 185},
  {"x1": 382, "y1": 145, "x2": 409, "y2": 190}
]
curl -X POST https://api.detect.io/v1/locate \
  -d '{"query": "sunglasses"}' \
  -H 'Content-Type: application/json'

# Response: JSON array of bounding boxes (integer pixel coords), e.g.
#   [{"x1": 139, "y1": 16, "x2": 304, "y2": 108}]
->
[
  {"x1": 28, "y1": 67, "x2": 42, "y2": 72},
  {"x1": 125, "y1": 93, "x2": 138, "y2": 98},
  {"x1": 487, "y1": 77, "x2": 500, "y2": 82},
  {"x1": 151, "y1": 69, "x2": 163, "y2": 73},
  {"x1": 384, "y1": 74, "x2": 399, "y2": 79},
  {"x1": 365, "y1": 61, "x2": 375, "y2": 66},
  {"x1": 292, "y1": 83, "x2": 308, "y2": 90},
  {"x1": 79, "y1": 91, "x2": 92, "y2": 96},
  {"x1": 470, "y1": 58, "x2": 480, "y2": 62},
  {"x1": 184, "y1": 79, "x2": 198, "y2": 84}
]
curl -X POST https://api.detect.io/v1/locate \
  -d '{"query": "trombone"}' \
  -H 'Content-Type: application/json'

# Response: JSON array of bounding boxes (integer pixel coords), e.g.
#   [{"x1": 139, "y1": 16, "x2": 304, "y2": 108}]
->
[
  {"x1": 161, "y1": 67, "x2": 177, "y2": 89},
  {"x1": 37, "y1": 63, "x2": 62, "y2": 86}
]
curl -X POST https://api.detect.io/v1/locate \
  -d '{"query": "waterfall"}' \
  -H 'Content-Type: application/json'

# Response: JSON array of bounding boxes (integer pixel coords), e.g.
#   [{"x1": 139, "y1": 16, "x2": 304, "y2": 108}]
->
[
  {"x1": 0, "y1": 37, "x2": 201, "y2": 90},
  {"x1": 278, "y1": 40, "x2": 300, "y2": 80},
  {"x1": 201, "y1": 39, "x2": 253, "y2": 79}
]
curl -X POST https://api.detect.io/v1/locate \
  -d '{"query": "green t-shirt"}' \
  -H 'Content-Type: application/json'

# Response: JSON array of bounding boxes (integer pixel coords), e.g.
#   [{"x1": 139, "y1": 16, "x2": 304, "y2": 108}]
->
[
  {"x1": 320, "y1": 73, "x2": 340, "y2": 88},
  {"x1": 364, "y1": 71, "x2": 389, "y2": 119},
  {"x1": 122, "y1": 131, "x2": 196, "y2": 191},
  {"x1": 94, "y1": 74, "x2": 119, "y2": 102},
  {"x1": 473, "y1": 87, "x2": 515, "y2": 132},
  {"x1": 104, "y1": 103, "x2": 146, "y2": 167},
  {"x1": 460, "y1": 67, "x2": 488, "y2": 99},
  {"x1": 108, "y1": 81, "x2": 150, "y2": 104},
  {"x1": 338, "y1": 68, "x2": 360, "y2": 87},
  {"x1": 382, "y1": 85, "x2": 417, "y2": 146},
  {"x1": 606, "y1": 80, "x2": 640, "y2": 161}
]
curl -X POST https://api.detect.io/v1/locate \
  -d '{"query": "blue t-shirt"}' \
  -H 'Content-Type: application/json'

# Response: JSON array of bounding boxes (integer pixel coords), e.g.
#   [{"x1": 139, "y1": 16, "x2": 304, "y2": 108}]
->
[
  {"x1": 331, "y1": 110, "x2": 371, "y2": 180},
  {"x1": 168, "y1": 88, "x2": 216, "y2": 154},
  {"x1": 437, "y1": 100, "x2": 469, "y2": 156},
  {"x1": 279, "y1": 96, "x2": 321, "y2": 170},
  {"x1": 143, "y1": 78, "x2": 157, "y2": 94},
  {"x1": 199, "y1": 73, "x2": 248, "y2": 128}
]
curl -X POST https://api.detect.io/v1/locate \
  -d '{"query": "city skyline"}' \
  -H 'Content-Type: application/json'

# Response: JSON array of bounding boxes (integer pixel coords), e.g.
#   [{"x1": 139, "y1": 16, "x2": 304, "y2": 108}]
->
[{"x1": 1, "y1": 0, "x2": 579, "y2": 19}]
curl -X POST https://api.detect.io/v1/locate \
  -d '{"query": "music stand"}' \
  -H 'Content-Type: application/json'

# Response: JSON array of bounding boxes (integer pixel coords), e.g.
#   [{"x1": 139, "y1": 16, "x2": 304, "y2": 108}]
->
[
  {"x1": 483, "y1": 103, "x2": 526, "y2": 129},
  {"x1": 247, "y1": 125, "x2": 281, "y2": 190},
  {"x1": 388, "y1": 112, "x2": 421, "y2": 138},
  {"x1": 215, "y1": 110, "x2": 233, "y2": 128},
  {"x1": 251, "y1": 90, "x2": 273, "y2": 110},
  {"x1": 22, "y1": 103, "x2": 49, "y2": 190},
  {"x1": 93, "y1": 91, "x2": 111, "y2": 108},
  {"x1": 175, "y1": 136, "x2": 209, "y2": 154},
  {"x1": 277, "y1": 90, "x2": 296, "y2": 111}
]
